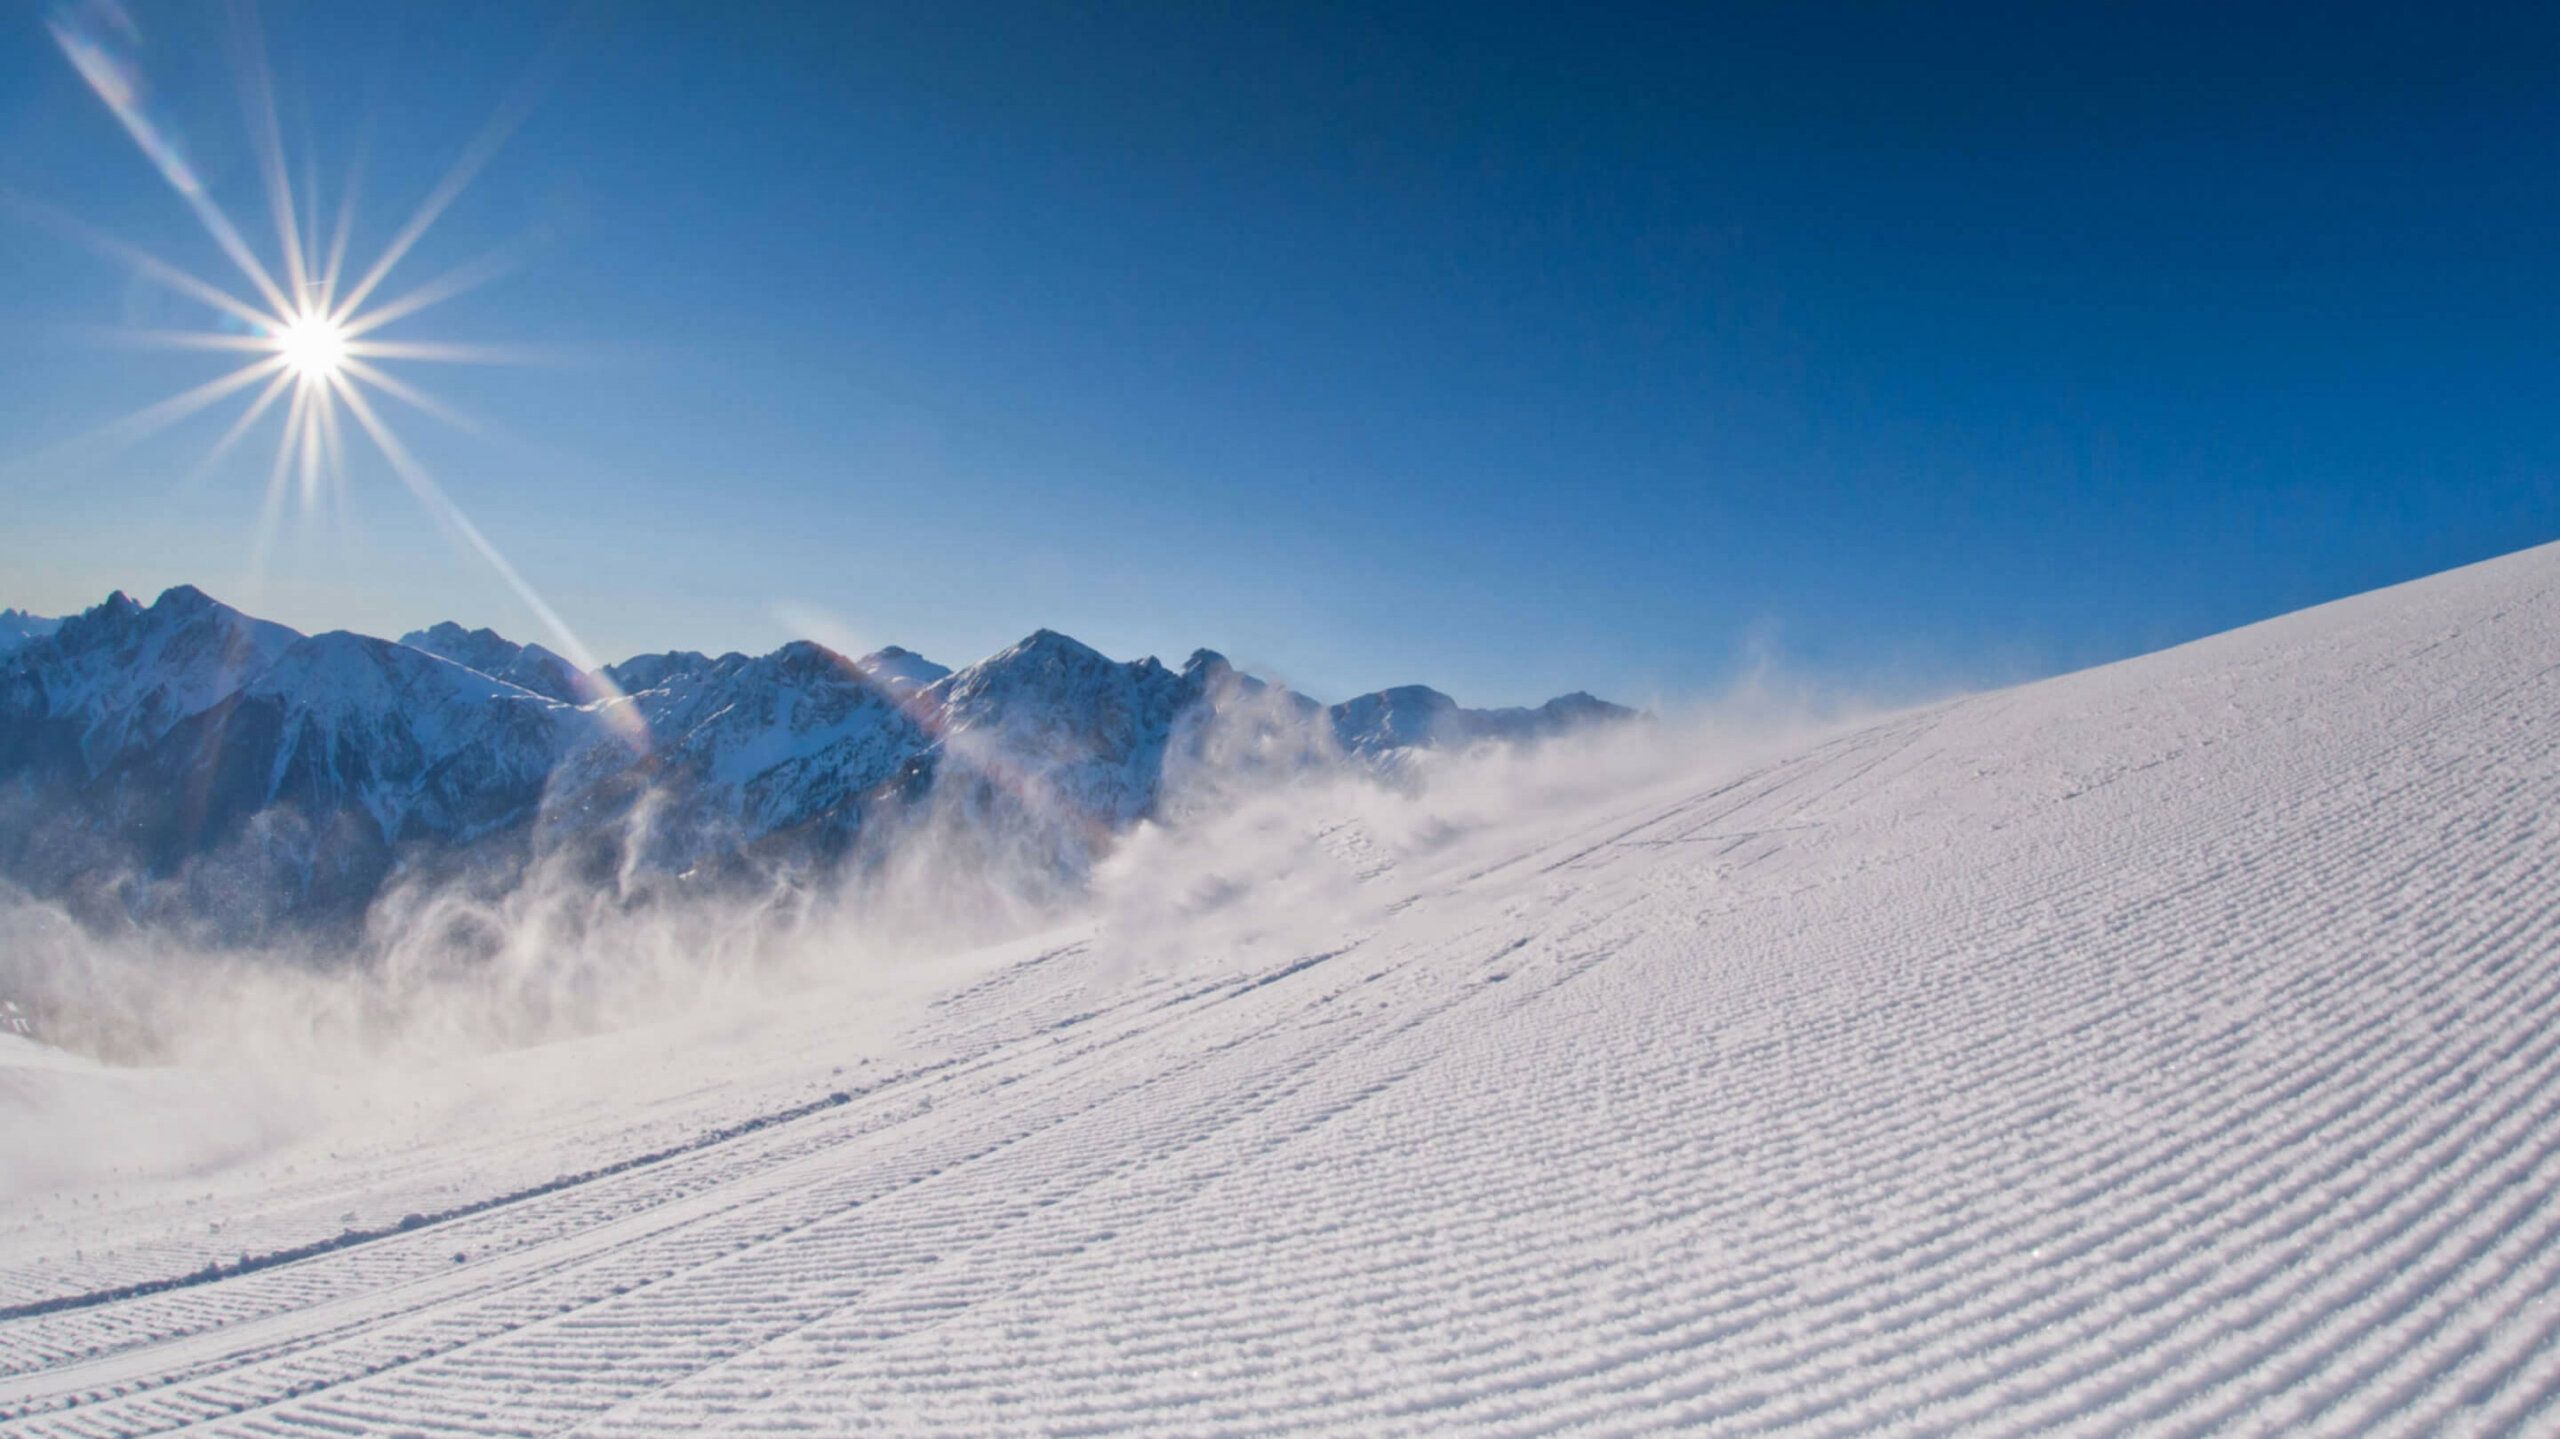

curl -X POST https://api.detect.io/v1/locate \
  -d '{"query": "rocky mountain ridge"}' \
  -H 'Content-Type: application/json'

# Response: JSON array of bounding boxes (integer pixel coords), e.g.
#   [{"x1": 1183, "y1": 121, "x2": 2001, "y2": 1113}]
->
[{"x1": 0, "y1": 587, "x2": 1637, "y2": 937}]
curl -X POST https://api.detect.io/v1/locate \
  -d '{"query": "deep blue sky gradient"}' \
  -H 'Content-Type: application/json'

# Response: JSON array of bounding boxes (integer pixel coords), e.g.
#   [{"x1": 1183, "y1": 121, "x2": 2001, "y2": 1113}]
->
[{"x1": 2, "y1": 2, "x2": 2554, "y2": 704}]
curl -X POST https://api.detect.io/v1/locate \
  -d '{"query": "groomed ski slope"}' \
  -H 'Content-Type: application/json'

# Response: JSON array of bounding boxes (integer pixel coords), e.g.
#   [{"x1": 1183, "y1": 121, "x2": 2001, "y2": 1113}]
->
[{"x1": 6, "y1": 539, "x2": 2560, "y2": 1436}]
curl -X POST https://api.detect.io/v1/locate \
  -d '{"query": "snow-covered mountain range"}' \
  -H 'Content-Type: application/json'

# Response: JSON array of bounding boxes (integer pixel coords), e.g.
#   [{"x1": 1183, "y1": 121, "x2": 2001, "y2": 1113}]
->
[{"x1": 0, "y1": 587, "x2": 1634, "y2": 935}]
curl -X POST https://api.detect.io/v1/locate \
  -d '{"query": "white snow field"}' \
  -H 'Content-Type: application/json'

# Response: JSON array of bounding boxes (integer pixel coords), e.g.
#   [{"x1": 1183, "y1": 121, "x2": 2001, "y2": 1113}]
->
[{"x1": 7, "y1": 539, "x2": 2560, "y2": 1436}]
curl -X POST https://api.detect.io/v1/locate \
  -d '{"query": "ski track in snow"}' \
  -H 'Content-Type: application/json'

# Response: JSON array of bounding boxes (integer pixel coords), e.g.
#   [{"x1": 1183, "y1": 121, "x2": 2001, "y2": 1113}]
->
[{"x1": 6, "y1": 543, "x2": 2560, "y2": 1435}]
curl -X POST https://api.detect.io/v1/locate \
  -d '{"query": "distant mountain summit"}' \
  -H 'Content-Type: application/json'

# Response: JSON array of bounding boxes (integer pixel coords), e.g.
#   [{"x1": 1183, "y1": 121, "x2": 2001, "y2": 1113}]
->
[
  {"x1": 0, "y1": 586, "x2": 299, "y2": 773},
  {"x1": 0, "y1": 608, "x2": 63, "y2": 656},
  {"x1": 399, "y1": 621, "x2": 592, "y2": 704},
  {"x1": 855, "y1": 645, "x2": 951, "y2": 697},
  {"x1": 0, "y1": 586, "x2": 1637, "y2": 938}
]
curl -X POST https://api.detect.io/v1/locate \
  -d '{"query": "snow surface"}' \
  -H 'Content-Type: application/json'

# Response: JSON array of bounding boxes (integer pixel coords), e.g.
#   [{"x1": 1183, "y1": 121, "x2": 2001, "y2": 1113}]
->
[{"x1": 5, "y1": 540, "x2": 2560, "y2": 1434}]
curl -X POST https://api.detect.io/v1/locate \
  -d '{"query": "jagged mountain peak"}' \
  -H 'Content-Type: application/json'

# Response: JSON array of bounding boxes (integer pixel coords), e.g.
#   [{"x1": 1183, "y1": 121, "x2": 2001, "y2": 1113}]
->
[
  {"x1": 1322, "y1": 683, "x2": 1636, "y2": 755},
  {"x1": 1372, "y1": 683, "x2": 1458, "y2": 706},
  {"x1": 768, "y1": 638, "x2": 851, "y2": 673},
  {"x1": 597, "y1": 636, "x2": 934, "y2": 854},
  {"x1": 134, "y1": 586, "x2": 291, "y2": 646},
  {"x1": 403, "y1": 619, "x2": 509, "y2": 652},
  {"x1": 934, "y1": 629, "x2": 1157, "y2": 708},
  {"x1": 992, "y1": 628, "x2": 1110, "y2": 668},
  {"x1": 3, "y1": 587, "x2": 302, "y2": 771},
  {"x1": 62, "y1": 584, "x2": 259, "y2": 639},
  {"x1": 400, "y1": 620, "x2": 592, "y2": 705},
  {"x1": 1328, "y1": 684, "x2": 1462, "y2": 754},
  {"x1": 602, "y1": 650, "x2": 721, "y2": 694},
  {"x1": 256, "y1": 629, "x2": 564, "y2": 713},
  {"x1": 1532, "y1": 691, "x2": 1639, "y2": 724},
  {"x1": 150, "y1": 583, "x2": 223, "y2": 614},
  {"x1": 854, "y1": 646, "x2": 950, "y2": 696},
  {"x1": 0, "y1": 607, "x2": 64, "y2": 656}
]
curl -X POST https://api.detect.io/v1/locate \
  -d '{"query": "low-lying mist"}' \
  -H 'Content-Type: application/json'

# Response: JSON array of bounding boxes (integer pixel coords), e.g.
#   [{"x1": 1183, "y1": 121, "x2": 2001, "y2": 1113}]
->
[{"x1": 0, "y1": 673, "x2": 1892, "y2": 1197}]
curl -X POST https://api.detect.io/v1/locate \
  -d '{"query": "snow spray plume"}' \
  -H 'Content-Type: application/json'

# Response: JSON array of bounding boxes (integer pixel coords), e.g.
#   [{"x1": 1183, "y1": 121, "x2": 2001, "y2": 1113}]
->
[
  {"x1": 0, "y1": 655, "x2": 1915, "y2": 1074},
  {"x1": 1090, "y1": 663, "x2": 1878, "y2": 982}
]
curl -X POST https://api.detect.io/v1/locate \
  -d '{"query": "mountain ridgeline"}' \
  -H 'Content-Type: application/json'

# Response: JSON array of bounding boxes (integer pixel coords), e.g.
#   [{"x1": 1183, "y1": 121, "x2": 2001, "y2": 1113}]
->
[{"x1": 0, "y1": 587, "x2": 1636, "y2": 940}]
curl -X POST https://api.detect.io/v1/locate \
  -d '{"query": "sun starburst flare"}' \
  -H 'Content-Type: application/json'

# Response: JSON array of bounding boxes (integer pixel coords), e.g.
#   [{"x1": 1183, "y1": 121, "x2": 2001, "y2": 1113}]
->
[
  {"x1": 275, "y1": 309, "x2": 349, "y2": 381},
  {"x1": 30, "y1": 0, "x2": 638, "y2": 736}
]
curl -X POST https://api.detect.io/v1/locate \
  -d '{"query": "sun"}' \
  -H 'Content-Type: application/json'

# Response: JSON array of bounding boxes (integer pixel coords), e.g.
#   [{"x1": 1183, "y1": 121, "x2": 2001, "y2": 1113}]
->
[
  {"x1": 274, "y1": 309, "x2": 349, "y2": 383},
  {"x1": 30, "y1": 3, "x2": 649, "y2": 741}
]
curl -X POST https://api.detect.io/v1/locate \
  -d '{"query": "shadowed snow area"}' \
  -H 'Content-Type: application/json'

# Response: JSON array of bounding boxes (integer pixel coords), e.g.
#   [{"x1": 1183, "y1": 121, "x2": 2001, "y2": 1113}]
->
[{"x1": 6, "y1": 540, "x2": 2560, "y2": 1434}]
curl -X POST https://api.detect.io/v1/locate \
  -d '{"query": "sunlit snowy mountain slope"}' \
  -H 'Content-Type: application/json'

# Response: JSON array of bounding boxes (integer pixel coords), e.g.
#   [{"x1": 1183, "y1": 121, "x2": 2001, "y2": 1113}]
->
[{"x1": 5, "y1": 539, "x2": 2560, "y2": 1435}]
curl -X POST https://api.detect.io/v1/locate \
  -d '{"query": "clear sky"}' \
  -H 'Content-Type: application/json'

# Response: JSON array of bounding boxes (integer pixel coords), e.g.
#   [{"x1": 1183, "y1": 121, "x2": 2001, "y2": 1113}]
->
[{"x1": 1, "y1": 2, "x2": 2553, "y2": 707}]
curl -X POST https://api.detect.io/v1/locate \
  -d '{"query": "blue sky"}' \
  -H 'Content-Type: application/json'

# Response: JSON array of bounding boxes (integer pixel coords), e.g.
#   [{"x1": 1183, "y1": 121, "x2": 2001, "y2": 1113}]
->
[{"x1": 1, "y1": 2, "x2": 2553, "y2": 706}]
